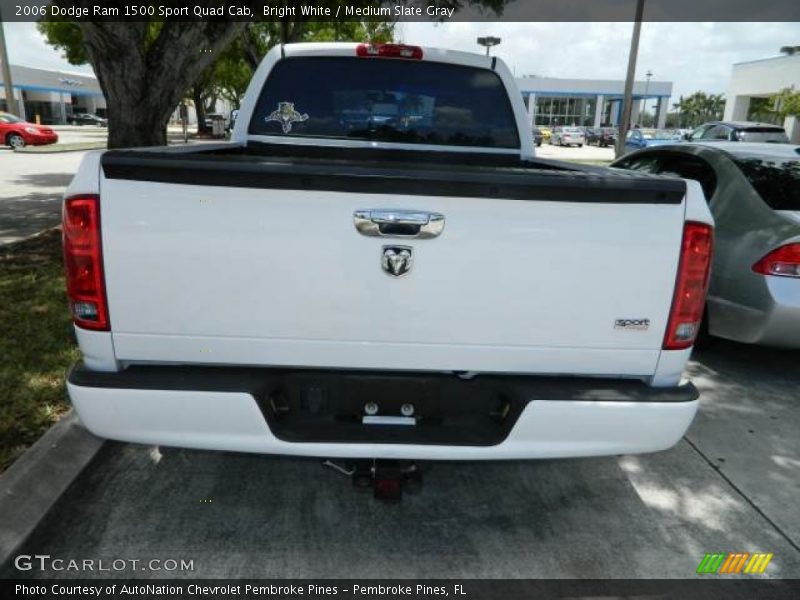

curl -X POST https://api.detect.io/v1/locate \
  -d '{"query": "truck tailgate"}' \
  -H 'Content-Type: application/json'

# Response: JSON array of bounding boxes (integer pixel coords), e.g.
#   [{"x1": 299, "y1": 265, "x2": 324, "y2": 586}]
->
[{"x1": 99, "y1": 153, "x2": 686, "y2": 377}]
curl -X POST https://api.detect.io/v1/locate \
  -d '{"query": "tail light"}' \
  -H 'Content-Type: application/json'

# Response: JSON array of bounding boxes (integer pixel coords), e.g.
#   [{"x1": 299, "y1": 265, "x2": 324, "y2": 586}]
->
[
  {"x1": 356, "y1": 43, "x2": 423, "y2": 59},
  {"x1": 752, "y1": 244, "x2": 800, "y2": 278},
  {"x1": 63, "y1": 195, "x2": 109, "y2": 330},
  {"x1": 663, "y1": 222, "x2": 714, "y2": 350}
]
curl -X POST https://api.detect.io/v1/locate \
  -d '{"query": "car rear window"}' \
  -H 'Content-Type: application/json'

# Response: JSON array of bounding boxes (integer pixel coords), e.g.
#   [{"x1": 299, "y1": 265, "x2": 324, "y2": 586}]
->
[
  {"x1": 249, "y1": 57, "x2": 520, "y2": 149},
  {"x1": 737, "y1": 128, "x2": 789, "y2": 143},
  {"x1": 734, "y1": 156, "x2": 800, "y2": 210}
]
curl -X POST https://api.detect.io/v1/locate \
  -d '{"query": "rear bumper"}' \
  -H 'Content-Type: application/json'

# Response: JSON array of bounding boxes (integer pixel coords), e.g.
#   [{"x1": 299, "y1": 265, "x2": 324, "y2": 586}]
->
[
  {"x1": 709, "y1": 276, "x2": 800, "y2": 348},
  {"x1": 67, "y1": 364, "x2": 699, "y2": 460}
]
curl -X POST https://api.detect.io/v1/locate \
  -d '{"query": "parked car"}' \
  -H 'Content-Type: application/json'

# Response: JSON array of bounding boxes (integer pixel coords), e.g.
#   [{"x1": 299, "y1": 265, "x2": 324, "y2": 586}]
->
[
  {"x1": 685, "y1": 121, "x2": 789, "y2": 144},
  {"x1": 0, "y1": 112, "x2": 58, "y2": 149},
  {"x1": 70, "y1": 113, "x2": 108, "y2": 127},
  {"x1": 586, "y1": 127, "x2": 617, "y2": 147},
  {"x1": 204, "y1": 113, "x2": 228, "y2": 130},
  {"x1": 624, "y1": 129, "x2": 678, "y2": 153},
  {"x1": 612, "y1": 142, "x2": 800, "y2": 347},
  {"x1": 531, "y1": 126, "x2": 543, "y2": 147},
  {"x1": 537, "y1": 126, "x2": 552, "y2": 143},
  {"x1": 550, "y1": 126, "x2": 585, "y2": 147},
  {"x1": 64, "y1": 42, "x2": 711, "y2": 469}
]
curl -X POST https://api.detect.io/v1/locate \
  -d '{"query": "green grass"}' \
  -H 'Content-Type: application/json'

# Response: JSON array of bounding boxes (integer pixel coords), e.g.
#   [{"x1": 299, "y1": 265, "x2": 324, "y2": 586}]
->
[{"x1": 0, "y1": 229, "x2": 80, "y2": 472}]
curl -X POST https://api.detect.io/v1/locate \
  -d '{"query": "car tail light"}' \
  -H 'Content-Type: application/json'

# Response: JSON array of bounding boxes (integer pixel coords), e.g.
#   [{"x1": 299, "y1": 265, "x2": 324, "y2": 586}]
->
[
  {"x1": 63, "y1": 195, "x2": 109, "y2": 330},
  {"x1": 663, "y1": 222, "x2": 714, "y2": 350},
  {"x1": 752, "y1": 244, "x2": 800, "y2": 278},
  {"x1": 356, "y1": 43, "x2": 423, "y2": 59}
]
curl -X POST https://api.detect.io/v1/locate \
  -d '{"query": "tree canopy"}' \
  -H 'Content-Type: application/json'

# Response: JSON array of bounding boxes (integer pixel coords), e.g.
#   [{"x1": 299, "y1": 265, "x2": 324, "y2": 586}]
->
[
  {"x1": 670, "y1": 92, "x2": 726, "y2": 128},
  {"x1": 772, "y1": 87, "x2": 800, "y2": 119}
]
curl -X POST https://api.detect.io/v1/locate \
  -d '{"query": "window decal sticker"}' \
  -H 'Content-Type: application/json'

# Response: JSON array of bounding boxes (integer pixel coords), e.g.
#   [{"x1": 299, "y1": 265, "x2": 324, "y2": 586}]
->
[{"x1": 264, "y1": 101, "x2": 309, "y2": 133}]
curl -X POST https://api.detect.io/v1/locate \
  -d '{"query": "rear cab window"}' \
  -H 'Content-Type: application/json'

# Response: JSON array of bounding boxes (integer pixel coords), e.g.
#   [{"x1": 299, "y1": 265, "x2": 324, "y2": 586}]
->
[
  {"x1": 734, "y1": 155, "x2": 800, "y2": 210},
  {"x1": 249, "y1": 57, "x2": 520, "y2": 149},
  {"x1": 736, "y1": 128, "x2": 789, "y2": 143}
]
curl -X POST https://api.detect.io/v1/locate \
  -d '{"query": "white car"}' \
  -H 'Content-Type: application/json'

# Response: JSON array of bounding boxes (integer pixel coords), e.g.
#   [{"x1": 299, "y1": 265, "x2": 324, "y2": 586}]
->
[
  {"x1": 64, "y1": 43, "x2": 712, "y2": 464},
  {"x1": 550, "y1": 126, "x2": 586, "y2": 147}
]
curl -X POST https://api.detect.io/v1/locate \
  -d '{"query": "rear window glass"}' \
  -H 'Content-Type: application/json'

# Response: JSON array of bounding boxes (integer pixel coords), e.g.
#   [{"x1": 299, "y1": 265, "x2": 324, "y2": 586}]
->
[
  {"x1": 249, "y1": 57, "x2": 520, "y2": 149},
  {"x1": 736, "y1": 128, "x2": 789, "y2": 143},
  {"x1": 734, "y1": 156, "x2": 800, "y2": 210}
]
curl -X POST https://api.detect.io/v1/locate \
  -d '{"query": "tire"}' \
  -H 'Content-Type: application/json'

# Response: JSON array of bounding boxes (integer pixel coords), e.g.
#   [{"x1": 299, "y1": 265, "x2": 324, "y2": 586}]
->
[
  {"x1": 7, "y1": 133, "x2": 25, "y2": 149},
  {"x1": 693, "y1": 306, "x2": 715, "y2": 349},
  {"x1": 578, "y1": 144, "x2": 583, "y2": 148}
]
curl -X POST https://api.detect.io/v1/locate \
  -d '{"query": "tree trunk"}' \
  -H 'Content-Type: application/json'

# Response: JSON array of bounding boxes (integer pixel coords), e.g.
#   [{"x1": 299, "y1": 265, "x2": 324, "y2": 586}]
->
[
  {"x1": 107, "y1": 92, "x2": 171, "y2": 149},
  {"x1": 71, "y1": 14, "x2": 246, "y2": 149},
  {"x1": 193, "y1": 87, "x2": 209, "y2": 135}
]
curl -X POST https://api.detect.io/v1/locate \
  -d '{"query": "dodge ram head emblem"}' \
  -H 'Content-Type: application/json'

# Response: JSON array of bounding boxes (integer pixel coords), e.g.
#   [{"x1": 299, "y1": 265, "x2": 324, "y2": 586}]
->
[{"x1": 381, "y1": 246, "x2": 413, "y2": 277}]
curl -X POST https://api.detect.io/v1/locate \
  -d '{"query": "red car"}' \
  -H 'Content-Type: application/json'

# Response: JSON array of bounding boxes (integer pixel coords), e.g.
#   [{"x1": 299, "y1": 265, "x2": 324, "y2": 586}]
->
[{"x1": 0, "y1": 112, "x2": 59, "y2": 149}]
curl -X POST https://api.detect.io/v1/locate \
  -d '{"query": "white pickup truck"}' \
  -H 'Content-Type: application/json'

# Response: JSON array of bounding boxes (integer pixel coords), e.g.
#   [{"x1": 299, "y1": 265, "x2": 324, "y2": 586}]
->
[{"x1": 64, "y1": 43, "x2": 713, "y2": 461}]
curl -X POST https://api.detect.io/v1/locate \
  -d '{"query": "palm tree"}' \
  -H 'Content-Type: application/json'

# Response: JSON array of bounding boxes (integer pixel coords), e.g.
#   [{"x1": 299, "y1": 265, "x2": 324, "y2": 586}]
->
[{"x1": 671, "y1": 92, "x2": 726, "y2": 128}]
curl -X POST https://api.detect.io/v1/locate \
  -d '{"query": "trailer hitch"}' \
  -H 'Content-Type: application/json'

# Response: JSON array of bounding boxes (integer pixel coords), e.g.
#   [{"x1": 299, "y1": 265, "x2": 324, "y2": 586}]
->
[{"x1": 323, "y1": 459, "x2": 422, "y2": 501}]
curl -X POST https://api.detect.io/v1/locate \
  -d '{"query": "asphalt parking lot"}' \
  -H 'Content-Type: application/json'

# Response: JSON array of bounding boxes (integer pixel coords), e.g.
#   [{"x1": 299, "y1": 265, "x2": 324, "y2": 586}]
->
[
  {"x1": 535, "y1": 140, "x2": 616, "y2": 161},
  {"x1": 0, "y1": 145, "x2": 86, "y2": 245},
  {"x1": 2, "y1": 340, "x2": 798, "y2": 579},
  {"x1": 0, "y1": 126, "x2": 204, "y2": 245}
]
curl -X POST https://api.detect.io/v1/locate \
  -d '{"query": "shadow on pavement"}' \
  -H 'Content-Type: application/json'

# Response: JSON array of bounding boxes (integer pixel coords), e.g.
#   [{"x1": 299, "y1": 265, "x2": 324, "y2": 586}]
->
[
  {"x1": 687, "y1": 338, "x2": 800, "y2": 552},
  {"x1": 0, "y1": 193, "x2": 63, "y2": 245},
  {"x1": 11, "y1": 173, "x2": 74, "y2": 189}
]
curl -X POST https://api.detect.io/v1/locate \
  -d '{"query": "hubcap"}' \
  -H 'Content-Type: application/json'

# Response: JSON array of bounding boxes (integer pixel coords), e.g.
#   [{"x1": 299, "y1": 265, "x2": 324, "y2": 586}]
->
[{"x1": 9, "y1": 135, "x2": 25, "y2": 149}]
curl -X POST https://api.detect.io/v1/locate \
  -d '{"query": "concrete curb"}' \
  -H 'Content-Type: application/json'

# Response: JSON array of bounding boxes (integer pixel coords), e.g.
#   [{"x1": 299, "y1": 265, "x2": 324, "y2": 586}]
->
[
  {"x1": 0, "y1": 411, "x2": 104, "y2": 567},
  {"x1": 0, "y1": 225, "x2": 61, "y2": 247},
  {"x1": 14, "y1": 144, "x2": 106, "y2": 154}
]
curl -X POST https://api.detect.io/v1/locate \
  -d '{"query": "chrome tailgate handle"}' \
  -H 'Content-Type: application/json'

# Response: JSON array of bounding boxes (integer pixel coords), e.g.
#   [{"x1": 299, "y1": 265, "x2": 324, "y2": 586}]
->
[{"x1": 354, "y1": 210, "x2": 445, "y2": 239}]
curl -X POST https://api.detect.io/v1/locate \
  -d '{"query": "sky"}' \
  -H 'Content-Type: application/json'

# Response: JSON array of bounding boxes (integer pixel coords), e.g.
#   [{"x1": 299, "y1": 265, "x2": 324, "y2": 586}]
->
[{"x1": 3, "y1": 21, "x2": 799, "y2": 100}]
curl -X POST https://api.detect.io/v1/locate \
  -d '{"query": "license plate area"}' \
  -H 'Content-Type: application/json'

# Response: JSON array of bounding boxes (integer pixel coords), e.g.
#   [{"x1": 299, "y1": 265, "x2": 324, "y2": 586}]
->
[{"x1": 258, "y1": 371, "x2": 524, "y2": 446}]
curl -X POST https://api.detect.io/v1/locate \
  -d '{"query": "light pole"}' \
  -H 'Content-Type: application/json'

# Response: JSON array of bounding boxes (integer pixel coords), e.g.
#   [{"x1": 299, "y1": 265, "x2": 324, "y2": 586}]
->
[
  {"x1": 644, "y1": 70, "x2": 652, "y2": 126},
  {"x1": 0, "y1": 12, "x2": 19, "y2": 115},
  {"x1": 615, "y1": 0, "x2": 645, "y2": 158},
  {"x1": 477, "y1": 36, "x2": 501, "y2": 57}
]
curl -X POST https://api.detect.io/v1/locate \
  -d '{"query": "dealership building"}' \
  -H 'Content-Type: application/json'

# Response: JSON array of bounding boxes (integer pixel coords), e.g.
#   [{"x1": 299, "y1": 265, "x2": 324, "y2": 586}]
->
[
  {"x1": 0, "y1": 64, "x2": 106, "y2": 124},
  {"x1": 516, "y1": 75, "x2": 673, "y2": 129},
  {"x1": 723, "y1": 48, "x2": 800, "y2": 143},
  {"x1": 2, "y1": 64, "x2": 675, "y2": 131}
]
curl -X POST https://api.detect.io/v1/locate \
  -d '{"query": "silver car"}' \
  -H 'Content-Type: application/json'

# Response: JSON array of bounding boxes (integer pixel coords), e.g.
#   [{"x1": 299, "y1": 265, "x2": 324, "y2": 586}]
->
[
  {"x1": 612, "y1": 142, "x2": 800, "y2": 348},
  {"x1": 550, "y1": 126, "x2": 585, "y2": 147}
]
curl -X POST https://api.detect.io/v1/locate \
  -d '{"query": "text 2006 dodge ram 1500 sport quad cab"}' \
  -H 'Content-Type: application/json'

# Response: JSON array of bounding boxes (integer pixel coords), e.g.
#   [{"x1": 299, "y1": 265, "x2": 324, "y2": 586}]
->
[{"x1": 64, "y1": 43, "x2": 713, "y2": 460}]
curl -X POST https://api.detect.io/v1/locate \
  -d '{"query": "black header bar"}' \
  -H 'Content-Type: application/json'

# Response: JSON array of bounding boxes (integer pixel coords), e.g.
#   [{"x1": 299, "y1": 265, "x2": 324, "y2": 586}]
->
[{"x1": 2, "y1": 0, "x2": 799, "y2": 22}]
